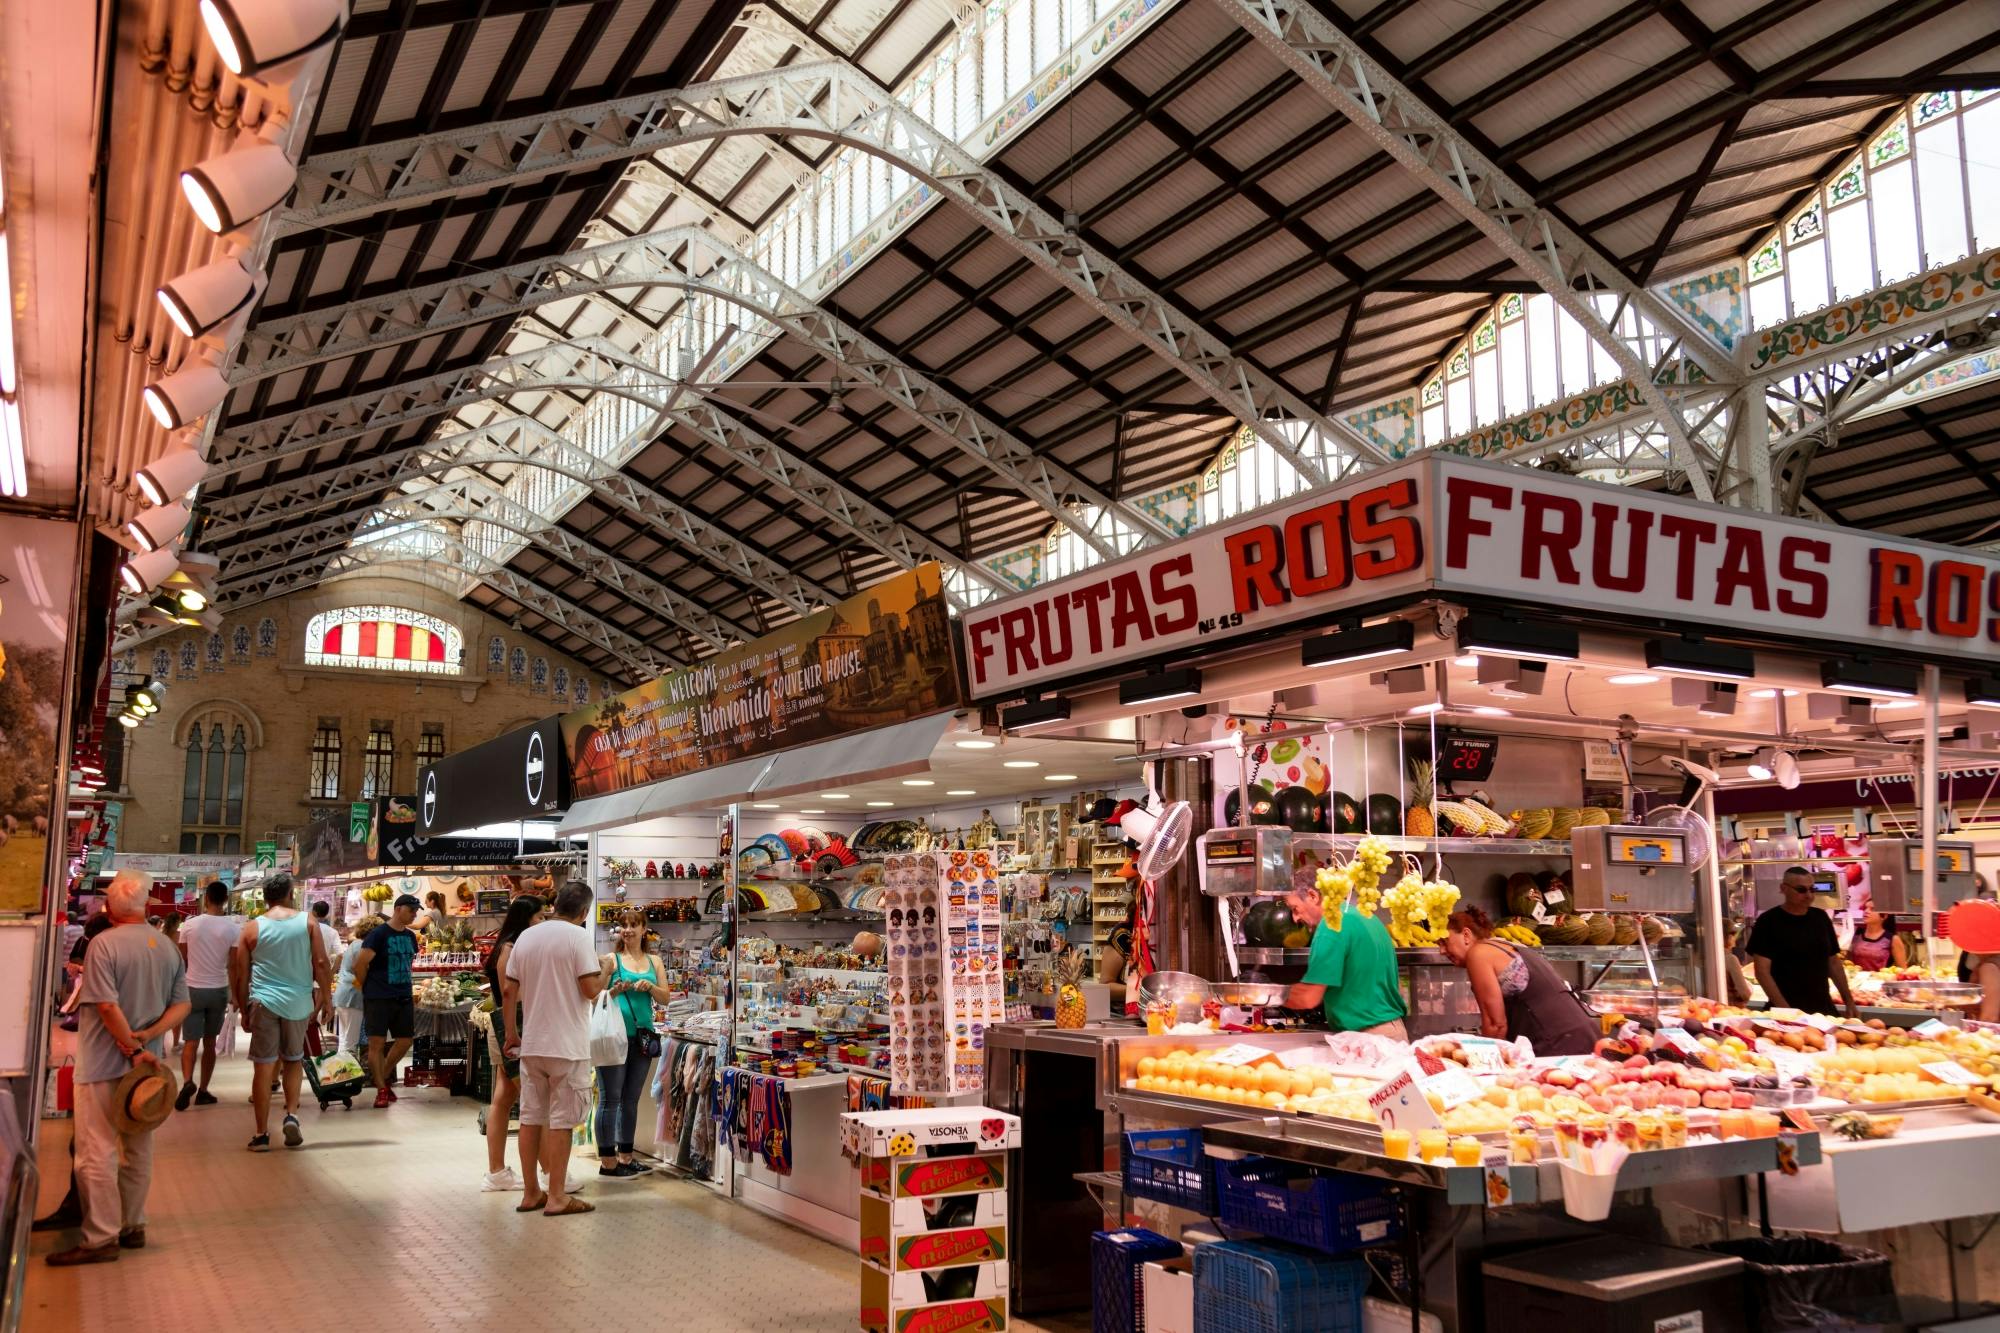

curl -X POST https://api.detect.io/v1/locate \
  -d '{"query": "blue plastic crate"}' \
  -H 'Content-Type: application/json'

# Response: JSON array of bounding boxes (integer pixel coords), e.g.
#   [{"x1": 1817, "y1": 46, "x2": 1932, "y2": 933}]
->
[
  {"x1": 1091, "y1": 1227, "x2": 1183, "y2": 1333},
  {"x1": 1194, "y1": 1239, "x2": 1367, "y2": 1333},
  {"x1": 1215, "y1": 1156, "x2": 1402, "y2": 1255},
  {"x1": 1123, "y1": 1127, "x2": 1219, "y2": 1214}
]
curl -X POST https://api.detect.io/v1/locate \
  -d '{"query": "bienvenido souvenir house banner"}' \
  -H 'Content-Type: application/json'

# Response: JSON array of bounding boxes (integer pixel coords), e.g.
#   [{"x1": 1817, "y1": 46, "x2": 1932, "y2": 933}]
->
[{"x1": 562, "y1": 564, "x2": 962, "y2": 801}]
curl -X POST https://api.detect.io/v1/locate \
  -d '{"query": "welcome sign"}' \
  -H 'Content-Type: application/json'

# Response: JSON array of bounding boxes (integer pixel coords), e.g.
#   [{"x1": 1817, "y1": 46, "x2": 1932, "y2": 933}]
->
[{"x1": 561, "y1": 565, "x2": 962, "y2": 800}]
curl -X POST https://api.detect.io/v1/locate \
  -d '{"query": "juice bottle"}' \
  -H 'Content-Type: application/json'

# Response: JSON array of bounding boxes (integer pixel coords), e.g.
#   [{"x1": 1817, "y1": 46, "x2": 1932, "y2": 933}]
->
[
  {"x1": 1417, "y1": 1129, "x2": 1449, "y2": 1163},
  {"x1": 1450, "y1": 1136, "x2": 1483, "y2": 1166},
  {"x1": 1381, "y1": 1128, "x2": 1412, "y2": 1160}
]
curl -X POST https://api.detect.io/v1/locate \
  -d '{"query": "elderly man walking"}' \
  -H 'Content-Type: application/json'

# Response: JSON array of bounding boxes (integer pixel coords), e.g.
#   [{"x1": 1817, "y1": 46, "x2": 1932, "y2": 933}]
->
[
  {"x1": 232, "y1": 873, "x2": 333, "y2": 1151},
  {"x1": 49, "y1": 872, "x2": 189, "y2": 1266}
]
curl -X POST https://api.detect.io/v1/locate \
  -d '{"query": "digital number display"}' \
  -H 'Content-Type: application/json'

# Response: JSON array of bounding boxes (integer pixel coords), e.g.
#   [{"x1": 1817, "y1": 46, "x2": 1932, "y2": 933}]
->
[{"x1": 1427, "y1": 732, "x2": 1498, "y2": 783}]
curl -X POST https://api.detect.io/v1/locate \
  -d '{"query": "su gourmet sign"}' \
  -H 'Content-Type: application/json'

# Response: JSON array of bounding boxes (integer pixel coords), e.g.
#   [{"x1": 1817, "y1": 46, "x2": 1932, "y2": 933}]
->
[{"x1": 962, "y1": 456, "x2": 2000, "y2": 700}]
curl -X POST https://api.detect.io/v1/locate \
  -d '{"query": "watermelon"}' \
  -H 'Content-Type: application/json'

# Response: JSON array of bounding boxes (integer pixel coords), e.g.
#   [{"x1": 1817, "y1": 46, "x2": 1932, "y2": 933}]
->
[
  {"x1": 1224, "y1": 786, "x2": 1281, "y2": 826},
  {"x1": 1240, "y1": 900, "x2": 1298, "y2": 947},
  {"x1": 1330, "y1": 791, "x2": 1366, "y2": 833},
  {"x1": 1367, "y1": 793, "x2": 1403, "y2": 834},
  {"x1": 1274, "y1": 785, "x2": 1323, "y2": 831}
]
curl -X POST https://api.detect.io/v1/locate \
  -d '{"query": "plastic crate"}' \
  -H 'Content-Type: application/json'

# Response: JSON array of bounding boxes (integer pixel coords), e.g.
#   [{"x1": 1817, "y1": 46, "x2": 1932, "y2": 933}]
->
[
  {"x1": 1122, "y1": 1127, "x2": 1219, "y2": 1214},
  {"x1": 1194, "y1": 1239, "x2": 1367, "y2": 1333},
  {"x1": 1215, "y1": 1156, "x2": 1402, "y2": 1255},
  {"x1": 1091, "y1": 1227, "x2": 1183, "y2": 1333}
]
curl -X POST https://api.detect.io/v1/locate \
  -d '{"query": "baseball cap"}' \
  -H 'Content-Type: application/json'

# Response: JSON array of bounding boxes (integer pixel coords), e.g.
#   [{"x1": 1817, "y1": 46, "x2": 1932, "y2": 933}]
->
[{"x1": 394, "y1": 893, "x2": 422, "y2": 911}]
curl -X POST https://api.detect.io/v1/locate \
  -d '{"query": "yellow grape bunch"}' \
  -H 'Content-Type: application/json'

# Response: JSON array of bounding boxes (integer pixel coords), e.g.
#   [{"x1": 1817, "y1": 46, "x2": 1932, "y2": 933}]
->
[
  {"x1": 1313, "y1": 835, "x2": 1395, "y2": 932},
  {"x1": 1381, "y1": 871, "x2": 1462, "y2": 947}
]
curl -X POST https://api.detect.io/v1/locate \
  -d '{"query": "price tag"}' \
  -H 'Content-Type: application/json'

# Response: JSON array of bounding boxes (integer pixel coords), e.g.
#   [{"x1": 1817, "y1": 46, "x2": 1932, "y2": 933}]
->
[
  {"x1": 1922, "y1": 1061, "x2": 1985, "y2": 1087},
  {"x1": 1209, "y1": 1043, "x2": 1277, "y2": 1067},
  {"x1": 1419, "y1": 1064, "x2": 1485, "y2": 1110},
  {"x1": 1541, "y1": 885, "x2": 1570, "y2": 913},
  {"x1": 1800, "y1": 1014, "x2": 1840, "y2": 1032},
  {"x1": 1657, "y1": 1028, "x2": 1703, "y2": 1058},
  {"x1": 1767, "y1": 1051, "x2": 1816, "y2": 1083},
  {"x1": 1912, "y1": 1018, "x2": 1951, "y2": 1037},
  {"x1": 1368, "y1": 1068, "x2": 1443, "y2": 1133},
  {"x1": 1453, "y1": 1035, "x2": 1511, "y2": 1069}
]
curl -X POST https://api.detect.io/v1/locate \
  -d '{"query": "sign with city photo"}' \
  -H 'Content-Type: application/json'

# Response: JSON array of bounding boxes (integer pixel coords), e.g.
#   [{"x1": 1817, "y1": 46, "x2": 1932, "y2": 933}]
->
[
  {"x1": 0, "y1": 517, "x2": 81, "y2": 912},
  {"x1": 561, "y1": 565, "x2": 963, "y2": 801}
]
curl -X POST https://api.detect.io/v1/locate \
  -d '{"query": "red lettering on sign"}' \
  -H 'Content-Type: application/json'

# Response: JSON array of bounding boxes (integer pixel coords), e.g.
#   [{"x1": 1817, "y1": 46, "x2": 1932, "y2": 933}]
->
[
  {"x1": 1521, "y1": 492, "x2": 1583, "y2": 584},
  {"x1": 1070, "y1": 582, "x2": 1113, "y2": 654},
  {"x1": 1032, "y1": 593, "x2": 1073, "y2": 668},
  {"x1": 1657, "y1": 514, "x2": 1718, "y2": 601},
  {"x1": 1443, "y1": 477, "x2": 1512, "y2": 569},
  {"x1": 1149, "y1": 553, "x2": 1199, "y2": 635},
  {"x1": 999, "y1": 607, "x2": 1037, "y2": 680},
  {"x1": 1350, "y1": 478, "x2": 1423, "y2": 579},
  {"x1": 1870, "y1": 549, "x2": 1925, "y2": 630},
  {"x1": 1990, "y1": 571, "x2": 2000, "y2": 643},
  {"x1": 1108, "y1": 571, "x2": 1154, "y2": 650},
  {"x1": 1283, "y1": 498, "x2": 1350, "y2": 599},
  {"x1": 1777, "y1": 536, "x2": 1830, "y2": 617},
  {"x1": 1930, "y1": 559, "x2": 1982, "y2": 638},
  {"x1": 1225, "y1": 524, "x2": 1288, "y2": 613},
  {"x1": 967, "y1": 617, "x2": 1002, "y2": 688},
  {"x1": 1588, "y1": 503, "x2": 1651, "y2": 593},
  {"x1": 1716, "y1": 526, "x2": 1771, "y2": 611}
]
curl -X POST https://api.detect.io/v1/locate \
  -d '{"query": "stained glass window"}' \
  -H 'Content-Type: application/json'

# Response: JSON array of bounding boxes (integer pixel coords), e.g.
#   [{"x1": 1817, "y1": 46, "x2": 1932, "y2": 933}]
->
[
  {"x1": 1870, "y1": 116, "x2": 1909, "y2": 166},
  {"x1": 303, "y1": 606, "x2": 463, "y2": 674}
]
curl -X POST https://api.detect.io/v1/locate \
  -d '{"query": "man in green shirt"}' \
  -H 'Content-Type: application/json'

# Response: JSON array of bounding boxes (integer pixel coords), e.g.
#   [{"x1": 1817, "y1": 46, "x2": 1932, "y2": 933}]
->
[{"x1": 1282, "y1": 889, "x2": 1408, "y2": 1039}]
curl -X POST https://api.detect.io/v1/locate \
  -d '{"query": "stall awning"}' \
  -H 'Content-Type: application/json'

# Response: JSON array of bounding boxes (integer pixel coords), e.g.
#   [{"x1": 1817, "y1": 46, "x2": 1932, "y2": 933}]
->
[{"x1": 554, "y1": 712, "x2": 954, "y2": 835}]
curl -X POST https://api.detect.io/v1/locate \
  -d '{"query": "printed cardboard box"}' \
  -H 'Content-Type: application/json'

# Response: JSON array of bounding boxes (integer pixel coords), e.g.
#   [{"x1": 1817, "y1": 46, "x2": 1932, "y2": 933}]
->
[
  {"x1": 861, "y1": 1191, "x2": 1008, "y2": 1269},
  {"x1": 861, "y1": 1151, "x2": 1007, "y2": 1200},
  {"x1": 860, "y1": 1258, "x2": 1008, "y2": 1333},
  {"x1": 843, "y1": 1107, "x2": 1023, "y2": 1158}
]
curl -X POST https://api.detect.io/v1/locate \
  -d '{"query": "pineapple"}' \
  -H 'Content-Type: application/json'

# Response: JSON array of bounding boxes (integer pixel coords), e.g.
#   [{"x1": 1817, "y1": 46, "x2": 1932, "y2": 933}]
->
[
  {"x1": 1055, "y1": 984, "x2": 1087, "y2": 1029},
  {"x1": 1404, "y1": 760, "x2": 1436, "y2": 837}
]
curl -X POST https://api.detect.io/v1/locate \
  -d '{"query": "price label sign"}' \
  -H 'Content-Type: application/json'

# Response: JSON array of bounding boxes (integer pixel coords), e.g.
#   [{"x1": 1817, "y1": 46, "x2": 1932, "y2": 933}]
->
[
  {"x1": 1657, "y1": 1028, "x2": 1703, "y2": 1059},
  {"x1": 1455, "y1": 1036, "x2": 1509, "y2": 1070},
  {"x1": 1912, "y1": 1018, "x2": 1952, "y2": 1037},
  {"x1": 1420, "y1": 1064, "x2": 1485, "y2": 1110},
  {"x1": 1922, "y1": 1061, "x2": 1986, "y2": 1087},
  {"x1": 1800, "y1": 1014, "x2": 1840, "y2": 1032},
  {"x1": 1368, "y1": 1067, "x2": 1443, "y2": 1133},
  {"x1": 1209, "y1": 1043, "x2": 1277, "y2": 1067}
]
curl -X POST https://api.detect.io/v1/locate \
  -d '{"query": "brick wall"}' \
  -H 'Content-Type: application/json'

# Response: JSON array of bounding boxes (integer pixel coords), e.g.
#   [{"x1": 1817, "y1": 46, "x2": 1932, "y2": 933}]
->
[{"x1": 112, "y1": 575, "x2": 616, "y2": 853}]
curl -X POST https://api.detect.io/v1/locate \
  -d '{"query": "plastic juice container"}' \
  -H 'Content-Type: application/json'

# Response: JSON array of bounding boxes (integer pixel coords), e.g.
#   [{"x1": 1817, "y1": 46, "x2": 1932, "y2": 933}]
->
[
  {"x1": 1661, "y1": 1109, "x2": 1688, "y2": 1150},
  {"x1": 1553, "y1": 1117, "x2": 1579, "y2": 1155},
  {"x1": 1509, "y1": 1129, "x2": 1538, "y2": 1164},
  {"x1": 1750, "y1": 1111, "x2": 1782, "y2": 1139},
  {"x1": 1417, "y1": 1130, "x2": 1449, "y2": 1163},
  {"x1": 1718, "y1": 1108, "x2": 1749, "y2": 1140},
  {"x1": 1450, "y1": 1136, "x2": 1483, "y2": 1166},
  {"x1": 1381, "y1": 1129, "x2": 1412, "y2": 1160},
  {"x1": 1636, "y1": 1115, "x2": 1662, "y2": 1151}
]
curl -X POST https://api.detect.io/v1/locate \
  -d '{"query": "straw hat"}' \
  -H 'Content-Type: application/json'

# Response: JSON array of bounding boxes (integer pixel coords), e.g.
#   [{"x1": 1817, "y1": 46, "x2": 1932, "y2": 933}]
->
[
  {"x1": 1948, "y1": 899, "x2": 2000, "y2": 956},
  {"x1": 108, "y1": 1061, "x2": 180, "y2": 1135}
]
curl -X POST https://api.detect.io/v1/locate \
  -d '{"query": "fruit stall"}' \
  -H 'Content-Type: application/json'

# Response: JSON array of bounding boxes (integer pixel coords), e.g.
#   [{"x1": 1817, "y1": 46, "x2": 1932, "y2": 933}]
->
[{"x1": 960, "y1": 456, "x2": 2000, "y2": 1329}]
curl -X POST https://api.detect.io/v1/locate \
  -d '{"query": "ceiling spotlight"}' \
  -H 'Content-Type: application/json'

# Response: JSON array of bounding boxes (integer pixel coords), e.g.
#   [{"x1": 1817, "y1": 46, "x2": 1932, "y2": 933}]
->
[
  {"x1": 1771, "y1": 750, "x2": 1800, "y2": 789},
  {"x1": 1046, "y1": 773, "x2": 1078, "y2": 781},
  {"x1": 1372, "y1": 665, "x2": 1430, "y2": 695},
  {"x1": 142, "y1": 360, "x2": 229, "y2": 431},
  {"x1": 1002, "y1": 760, "x2": 1040, "y2": 769},
  {"x1": 1000, "y1": 696, "x2": 1071, "y2": 732},
  {"x1": 826, "y1": 380, "x2": 844, "y2": 414},
  {"x1": 120, "y1": 546, "x2": 181, "y2": 595},
  {"x1": 901, "y1": 779, "x2": 935, "y2": 787},
  {"x1": 181, "y1": 142, "x2": 296, "y2": 235},
  {"x1": 135, "y1": 445, "x2": 209, "y2": 506},
  {"x1": 1457, "y1": 614, "x2": 1578, "y2": 662},
  {"x1": 125, "y1": 502, "x2": 191, "y2": 553},
  {"x1": 1807, "y1": 693, "x2": 1873, "y2": 727},
  {"x1": 1302, "y1": 619, "x2": 1413, "y2": 667},
  {"x1": 1119, "y1": 666, "x2": 1201, "y2": 706},
  {"x1": 954, "y1": 739, "x2": 997, "y2": 750},
  {"x1": 1473, "y1": 655, "x2": 1547, "y2": 695},
  {"x1": 1408, "y1": 701, "x2": 1445, "y2": 715},
  {"x1": 138, "y1": 677, "x2": 167, "y2": 701},
  {"x1": 1645, "y1": 636, "x2": 1755, "y2": 680},
  {"x1": 1821, "y1": 657, "x2": 1918, "y2": 699},
  {"x1": 157, "y1": 256, "x2": 262, "y2": 339},
  {"x1": 945, "y1": 789, "x2": 976, "y2": 796},
  {"x1": 199, "y1": 0, "x2": 348, "y2": 78},
  {"x1": 117, "y1": 712, "x2": 143, "y2": 729},
  {"x1": 1746, "y1": 747, "x2": 1777, "y2": 781},
  {"x1": 866, "y1": 800, "x2": 895, "y2": 807},
  {"x1": 1606, "y1": 673, "x2": 1659, "y2": 686},
  {"x1": 1061, "y1": 210, "x2": 1082, "y2": 259}
]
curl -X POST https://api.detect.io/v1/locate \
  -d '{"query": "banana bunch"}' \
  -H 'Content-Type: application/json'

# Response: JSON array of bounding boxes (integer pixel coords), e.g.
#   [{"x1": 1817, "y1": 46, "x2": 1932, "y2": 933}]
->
[
  {"x1": 1492, "y1": 922, "x2": 1542, "y2": 947},
  {"x1": 1434, "y1": 798, "x2": 1508, "y2": 836},
  {"x1": 362, "y1": 884, "x2": 395, "y2": 903}
]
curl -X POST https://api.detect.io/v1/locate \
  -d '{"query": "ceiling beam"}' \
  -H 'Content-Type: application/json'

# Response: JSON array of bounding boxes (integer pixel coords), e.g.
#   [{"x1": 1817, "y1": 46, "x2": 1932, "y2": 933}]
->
[{"x1": 274, "y1": 59, "x2": 1388, "y2": 485}]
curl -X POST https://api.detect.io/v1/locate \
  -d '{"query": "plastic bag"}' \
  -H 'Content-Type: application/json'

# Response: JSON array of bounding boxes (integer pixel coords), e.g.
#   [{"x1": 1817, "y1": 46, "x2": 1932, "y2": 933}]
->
[
  {"x1": 1698, "y1": 1237, "x2": 1896, "y2": 1330},
  {"x1": 588, "y1": 992, "x2": 626, "y2": 1068}
]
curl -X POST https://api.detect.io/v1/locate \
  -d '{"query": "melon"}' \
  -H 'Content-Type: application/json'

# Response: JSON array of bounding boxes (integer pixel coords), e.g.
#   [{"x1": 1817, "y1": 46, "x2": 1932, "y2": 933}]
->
[
  {"x1": 1367, "y1": 793, "x2": 1403, "y2": 835},
  {"x1": 1240, "y1": 900, "x2": 1298, "y2": 947},
  {"x1": 1538, "y1": 914, "x2": 1592, "y2": 945},
  {"x1": 1330, "y1": 791, "x2": 1366, "y2": 833},
  {"x1": 1505, "y1": 872, "x2": 1543, "y2": 918},
  {"x1": 1274, "y1": 784, "x2": 1324, "y2": 832}
]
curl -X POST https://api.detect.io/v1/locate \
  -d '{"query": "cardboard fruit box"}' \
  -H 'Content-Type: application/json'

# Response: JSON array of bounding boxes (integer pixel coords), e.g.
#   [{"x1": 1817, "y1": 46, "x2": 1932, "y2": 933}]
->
[
  {"x1": 860, "y1": 1258, "x2": 1008, "y2": 1333},
  {"x1": 843, "y1": 1107, "x2": 1023, "y2": 1159},
  {"x1": 861, "y1": 1152, "x2": 1007, "y2": 1200},
  {"x1": 861, "y1": 1191, "x2": 1008, "y2": 1270}
]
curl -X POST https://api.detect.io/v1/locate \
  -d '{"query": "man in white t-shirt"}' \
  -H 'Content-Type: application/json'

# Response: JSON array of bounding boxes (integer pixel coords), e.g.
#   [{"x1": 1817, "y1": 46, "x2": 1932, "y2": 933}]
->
[
  {"x1": 309, "y1": 901, "x2": 341, "y2": 971},
  {"x1": 503, "y1": 882, "x2": 602, "y2": 1217},
  {"x1": 175, "y1": 880, "x2": 243, "y2": 1109}
]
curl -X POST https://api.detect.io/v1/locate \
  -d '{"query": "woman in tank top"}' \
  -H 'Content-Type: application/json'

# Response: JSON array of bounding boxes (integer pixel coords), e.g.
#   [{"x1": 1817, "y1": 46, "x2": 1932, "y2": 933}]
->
[{"x1": 1440, "y1": 906, "x2": 1599, "y2": 1057}]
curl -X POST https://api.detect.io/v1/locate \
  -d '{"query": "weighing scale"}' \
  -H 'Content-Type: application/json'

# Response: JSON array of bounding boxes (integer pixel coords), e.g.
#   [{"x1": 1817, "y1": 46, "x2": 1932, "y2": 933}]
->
[
  {"x1": 1569, "y1": 823, "x2": 1695, "y2": 1007},
  {"x1": 1865, "y1": 838, "x2": 1980, "y2": 913}
]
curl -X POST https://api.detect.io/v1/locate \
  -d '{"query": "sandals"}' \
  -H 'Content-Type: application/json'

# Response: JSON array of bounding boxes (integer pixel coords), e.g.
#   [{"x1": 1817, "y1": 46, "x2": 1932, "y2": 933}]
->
[
  {"x1": 516, "y1": 1197, "x2": 547, "y2": 1213},
  {"x1": 543, "y1": 1198, "x2": 595, "y2": 1217}
]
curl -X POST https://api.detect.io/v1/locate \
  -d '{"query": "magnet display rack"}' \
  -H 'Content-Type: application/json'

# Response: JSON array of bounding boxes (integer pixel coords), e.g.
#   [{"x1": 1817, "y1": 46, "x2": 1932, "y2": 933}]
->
[{"x1": 1091, "y1": 839, "x2": 1130, "y2": 957}]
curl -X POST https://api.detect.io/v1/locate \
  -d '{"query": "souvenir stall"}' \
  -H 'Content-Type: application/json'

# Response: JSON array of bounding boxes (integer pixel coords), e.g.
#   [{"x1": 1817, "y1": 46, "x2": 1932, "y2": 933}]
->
[{"x1": 962, "y1": 455, "x2": 2000, "y2": 1330}]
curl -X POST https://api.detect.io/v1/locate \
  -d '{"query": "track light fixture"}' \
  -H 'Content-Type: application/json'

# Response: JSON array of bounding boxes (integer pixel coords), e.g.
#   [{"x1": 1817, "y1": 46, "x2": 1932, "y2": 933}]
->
[
  {"x1": 135, "y1": 445, "x2": 209, "y2": 506},
  {"x1": 120, "y1": 546, "x2": 181, "y2": 596},
  {"x1": 1302, "y1": 619, "x2": 1414, "y2": 667},
  {"x1": 157, "y1": 256, "x2": 263, "y2": 339},
  {"x1": 1457, "y1": 614, "x2": 1578, "y2": 662},
  {"x1": 125, "y1": 502, "x2": 192, "y2": 553},
  {"x1": 1820, "y1": 657, "x2": 1918, "y2": 699},
  {"x1": 1964, "y1": 677, "x2": 2000, "y2": 710},
  {"x1": 181, "y1": 142, "x2": 296, "y2": 235},
  {"x1": 1001, "y1": 695, "x2": 1072, "y2": 732},
  {"x1": 142, "y1": 361, "x2": 228, "y2": 431},
  {"x1": 1118, "y1": 666, "x2": 1201, "y2": 706},
  {"x1": 200, "y1": 0, "x2": 348, "y2": 78},
  {"x1": 1644, "y1": 635, "x2": 1755, "y2": 681}
]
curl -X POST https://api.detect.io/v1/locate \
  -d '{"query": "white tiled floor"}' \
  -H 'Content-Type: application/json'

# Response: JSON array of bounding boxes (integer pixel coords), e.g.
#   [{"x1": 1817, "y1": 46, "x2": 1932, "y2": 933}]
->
[{"x1": 26, "y1": 1055, "x2": 1088, "y2": 1333}]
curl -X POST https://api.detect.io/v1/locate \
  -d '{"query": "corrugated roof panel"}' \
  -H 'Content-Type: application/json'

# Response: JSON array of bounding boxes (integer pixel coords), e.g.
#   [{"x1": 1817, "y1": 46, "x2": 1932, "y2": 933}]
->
[
  {"x1": 313, "y1": 34, "x2": 377, "y2": 137},
  {"x1": 373, "y1": 27, "x2": 452, "y2": 125},
  {"x1": 442, "y1": 16, "x2": 526, "y2": 116},
  {"x1": 574, "y1": 0, "x2": 654, "y2": 87},
  {"x1": 507, "y1": 7, "x2": 594, "y2": 102}
]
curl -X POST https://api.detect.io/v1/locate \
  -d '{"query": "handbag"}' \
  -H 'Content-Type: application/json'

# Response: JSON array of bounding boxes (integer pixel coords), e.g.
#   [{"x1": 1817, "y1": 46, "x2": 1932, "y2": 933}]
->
[
  {"x1": 637, "y1": 1028, "x2": 662, "y2": 1059},
  {"x1": 587, "y1": 991, "x2": 627, "y2": 1067}
]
